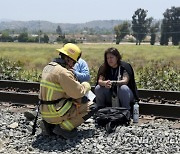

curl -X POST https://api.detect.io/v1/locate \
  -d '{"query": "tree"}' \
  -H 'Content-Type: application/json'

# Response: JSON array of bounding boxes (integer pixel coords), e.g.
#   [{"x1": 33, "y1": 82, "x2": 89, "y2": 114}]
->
[
  {"x1": 160, "y1": 7, "x2": 180, "y2": 45},
  {"x1": 56, "y1": 34, "x2": 65, "y2": 42},
  {"x1": 132, "y1": 8, "x2": 152, "y2": 45},
  {"x1": 160, "y1": 21, "x2": 170, "y2": 45},
  {"x1": 171, "y1": 7, "x2": 180, "y2": 45},
  {"x1": 43, "y1": 34, "x2": 49, "y2": 43},
  {"x1": 114, "y1": 21, "x2": 130, "y2": 44},
  {"x1": 56, "y1": 25, "x2": 62, "y2": 35},
  {"x1": 18, "y1": 32, "x2": 28, "y2": 42},
  {"x1": 56, "y1": 25, "x2": 66, "y2": 42},
  {"x1": 150, "y1": 22, "x2": 160, "y2": 45},
  {"x1": 0, "y1": 32, "x2": 13, "y2": 42},
  {"x1": 38, "y1": 30, "x2": 42, "y2": 43}
]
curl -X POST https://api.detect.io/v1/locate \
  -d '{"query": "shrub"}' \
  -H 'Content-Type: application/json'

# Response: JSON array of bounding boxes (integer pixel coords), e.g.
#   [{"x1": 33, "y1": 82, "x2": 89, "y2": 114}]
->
[
  {"x1": 0, "y1": 58, "x2": 41, "y2": 82},
  {"x1": 136, "y1": 60, "x2": 180, "y2": 91}
]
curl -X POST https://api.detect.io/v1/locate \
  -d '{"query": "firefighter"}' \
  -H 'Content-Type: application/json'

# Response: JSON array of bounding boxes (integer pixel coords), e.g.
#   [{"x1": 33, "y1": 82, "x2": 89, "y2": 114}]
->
[
  {"x1": 24, "y1": 48, "x2": 90, "y2": 121},
  {"x1": 38, "y1": 43, "x2": 96, "y2": 139}
]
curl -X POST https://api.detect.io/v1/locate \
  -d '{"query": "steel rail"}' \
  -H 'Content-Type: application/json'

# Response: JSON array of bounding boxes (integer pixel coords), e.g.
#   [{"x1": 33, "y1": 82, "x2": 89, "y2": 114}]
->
[
  {"x1": 138, "y1": 89, "x2": 180, "y2": 102},
  {"x1": 0, "y1": 91, "x2": 180, "y2": 119},
  {"x1": 0, "y1": 80, "x2": 180, "y2": 119},
  {"x1": 1, "y1": 80, "x2": 180, "y2": 102},
  {"x1": 139, "y1": 102, "x2": 180, "y2": 119},
  {"x1": 0, "y1": 91, "x2": 38, "y2": 105},
  {"x1": 0, "y1": 80, "x2": 39, "y2": 92}
]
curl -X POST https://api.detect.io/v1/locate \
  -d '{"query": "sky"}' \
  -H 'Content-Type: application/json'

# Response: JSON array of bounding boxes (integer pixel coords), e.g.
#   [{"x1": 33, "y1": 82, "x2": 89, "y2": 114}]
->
[{"x1": 1, "y1": 0, "x2": 179, "y2": 23}]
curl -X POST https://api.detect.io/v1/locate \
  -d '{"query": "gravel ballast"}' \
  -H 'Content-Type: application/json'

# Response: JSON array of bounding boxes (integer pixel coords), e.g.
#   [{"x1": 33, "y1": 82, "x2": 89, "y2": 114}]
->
[{"x1": 0, "y1": 106, "x2": 180, "y2": 154}]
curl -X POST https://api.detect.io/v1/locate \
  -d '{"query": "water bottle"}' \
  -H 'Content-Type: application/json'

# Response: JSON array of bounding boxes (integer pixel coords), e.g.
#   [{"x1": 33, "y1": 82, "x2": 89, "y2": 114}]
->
[{"x1": 133, "y1": 101, "x2": 139, "y2": 123}]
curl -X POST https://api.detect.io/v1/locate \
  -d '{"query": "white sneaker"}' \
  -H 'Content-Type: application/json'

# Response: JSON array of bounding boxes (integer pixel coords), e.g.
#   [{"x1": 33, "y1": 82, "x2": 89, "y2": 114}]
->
[{"x1": 85, "y1": 118, "x2": 94, "y2": 123}]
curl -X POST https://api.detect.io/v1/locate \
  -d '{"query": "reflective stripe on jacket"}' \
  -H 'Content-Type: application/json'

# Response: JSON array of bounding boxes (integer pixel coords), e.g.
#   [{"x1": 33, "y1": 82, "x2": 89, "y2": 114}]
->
[
  {"x1": 41, "y1": 99, "x2": 72, "y2": 118},
  {"x1": 39, "y1": 61, "x2": 90, "y2": 129},
  {"x1": 40, "y1": 80, "x2": 64, "y2": 100}
]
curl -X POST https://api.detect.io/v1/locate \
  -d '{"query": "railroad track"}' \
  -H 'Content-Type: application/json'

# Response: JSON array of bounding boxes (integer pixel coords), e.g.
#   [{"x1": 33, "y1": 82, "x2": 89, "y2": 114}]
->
[{"x1": 0, "y1": 80, "x2": 180, "y2": 119}]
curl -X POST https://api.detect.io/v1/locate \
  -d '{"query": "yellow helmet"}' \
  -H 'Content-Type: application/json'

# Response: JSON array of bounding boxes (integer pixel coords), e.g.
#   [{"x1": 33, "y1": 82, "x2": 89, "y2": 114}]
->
[{"x1": 56, "y1": 43, "x2": 81, "y2": 62}]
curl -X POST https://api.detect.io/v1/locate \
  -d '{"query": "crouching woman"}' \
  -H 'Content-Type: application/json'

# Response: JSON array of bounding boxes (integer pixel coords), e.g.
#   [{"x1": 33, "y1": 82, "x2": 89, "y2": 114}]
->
[{"x1": 95, "y1": 47, "x2": 139, "y2": 110}]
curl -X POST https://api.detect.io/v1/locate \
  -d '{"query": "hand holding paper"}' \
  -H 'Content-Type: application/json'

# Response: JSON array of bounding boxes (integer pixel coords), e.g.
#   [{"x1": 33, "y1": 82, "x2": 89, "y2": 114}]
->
[{"x1": 85, "y1": 90, "x2": 96, "y2": 102}]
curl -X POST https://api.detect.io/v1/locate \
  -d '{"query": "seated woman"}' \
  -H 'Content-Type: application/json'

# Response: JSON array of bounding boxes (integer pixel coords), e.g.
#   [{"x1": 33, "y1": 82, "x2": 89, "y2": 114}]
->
[{"x1": 95, "y1": 47, "x2": 139, "y2": 110}]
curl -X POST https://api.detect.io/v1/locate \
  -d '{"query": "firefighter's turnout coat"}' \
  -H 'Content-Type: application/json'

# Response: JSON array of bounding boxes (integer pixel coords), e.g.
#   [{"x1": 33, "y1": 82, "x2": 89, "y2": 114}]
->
[{"x1": 39, "y1": 61, "x2": 93, "y2": 131}]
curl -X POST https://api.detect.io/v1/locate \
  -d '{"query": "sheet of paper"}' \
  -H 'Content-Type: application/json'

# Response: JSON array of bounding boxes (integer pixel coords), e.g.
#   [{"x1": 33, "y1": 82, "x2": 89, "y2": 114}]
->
[{"x1": 85, "y1": 90, "x2": 96, "y2": 101}]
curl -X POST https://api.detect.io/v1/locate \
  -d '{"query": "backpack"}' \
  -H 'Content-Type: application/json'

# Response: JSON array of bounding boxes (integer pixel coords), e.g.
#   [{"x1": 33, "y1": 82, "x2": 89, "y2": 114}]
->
[{"x1": 95, "y1": 107, "x2": 131, "y2": 133}]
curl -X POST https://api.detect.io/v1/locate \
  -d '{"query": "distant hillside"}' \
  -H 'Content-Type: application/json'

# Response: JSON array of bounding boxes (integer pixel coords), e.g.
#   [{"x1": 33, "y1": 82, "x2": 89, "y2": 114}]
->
[{"x1": 0, "y1": 20, "x2": 125, "y2": 34}]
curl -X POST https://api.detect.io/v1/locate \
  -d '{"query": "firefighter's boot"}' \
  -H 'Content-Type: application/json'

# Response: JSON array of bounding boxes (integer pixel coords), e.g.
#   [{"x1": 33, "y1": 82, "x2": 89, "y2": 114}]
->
[
  {"x1": 53, "y1": 125, "x2": 77, "y2": 139},
  {"x1": 40, "y1": 120, "x2": 55, "y2": 136}
]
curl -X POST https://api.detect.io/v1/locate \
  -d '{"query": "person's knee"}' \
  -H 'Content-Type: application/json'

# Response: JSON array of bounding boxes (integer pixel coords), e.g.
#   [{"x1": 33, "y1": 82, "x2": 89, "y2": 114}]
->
[
  {"x1": 94, "y1": 85, "x2": 101, "y2": 94},
  {"x1": 119, "y1": 85, "x2": 129, "y2": 91},
  {"x1": 119, "y1": 85, "x2": 134, "y2": 100}
]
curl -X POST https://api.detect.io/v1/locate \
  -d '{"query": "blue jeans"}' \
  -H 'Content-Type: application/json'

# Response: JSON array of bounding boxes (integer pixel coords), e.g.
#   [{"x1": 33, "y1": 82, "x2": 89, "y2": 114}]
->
[{"x1": 94, "y1": 85, "x2": 134, "y2": 110}]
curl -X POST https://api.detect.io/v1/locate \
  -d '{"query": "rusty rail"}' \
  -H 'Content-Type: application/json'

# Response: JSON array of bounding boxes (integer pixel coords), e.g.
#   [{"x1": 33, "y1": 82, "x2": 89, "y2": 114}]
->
[{"x1": 0, "y1": 80, "x2": 180, "y2": 119}]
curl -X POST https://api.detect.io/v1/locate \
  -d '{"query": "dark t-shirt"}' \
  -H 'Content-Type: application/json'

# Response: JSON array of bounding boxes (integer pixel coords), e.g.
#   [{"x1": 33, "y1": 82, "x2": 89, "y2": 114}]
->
[{"x1": 107, "y1": 67, "x2": 119, "y2": 81}]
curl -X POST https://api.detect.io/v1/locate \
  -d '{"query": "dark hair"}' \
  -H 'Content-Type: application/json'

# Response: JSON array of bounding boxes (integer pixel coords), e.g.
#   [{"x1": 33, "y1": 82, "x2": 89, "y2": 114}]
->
[
  {"x1": 97, "y1": 47, "x2": 122, "y2": 82},
  {"x1": 104, "y1": 47, "x2": 122, "y2": 66}
]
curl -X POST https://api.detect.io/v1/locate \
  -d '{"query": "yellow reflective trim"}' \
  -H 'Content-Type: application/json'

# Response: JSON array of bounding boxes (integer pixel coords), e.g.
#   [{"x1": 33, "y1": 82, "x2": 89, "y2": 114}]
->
[
  {"x1": 56, "y1": 101, "x2": 72, "y2": 116},
  {"x1": 61, "y1": 122, "x2": 70, "y2": 131},
  {"x1": 40, "y1": 80, "x2": 64, "y2": 92},
  {"x1": 47, "y1": 104, "x2": 56, "y2": 114},
  {"x1": 41, "y1": 101, "x2": 72, "y2": 118},
  {"x1": 50, "y1": 104, "x2": 56, "y2": 113},
  {"x1": 49, "y1": 122, "x2": 61, "y2": 125},
  {"x1": 46, "y1": 89, "x2": 53, "y2": 101},
  {"x1": 66, "y1": 120, "x2": 74, "y2": 130},
  {"x1": 61, "y1": 120, "x2": 74, "y2": 131},
  {"x1": 49, "y1": 89, "x2": 53, "y2": 100},
  {"x1": 47, "y1": 105, "x2": 52, "y2": 114},
  {"x1": 41, "y1": 113, "x2": 57, "y2": 118}
]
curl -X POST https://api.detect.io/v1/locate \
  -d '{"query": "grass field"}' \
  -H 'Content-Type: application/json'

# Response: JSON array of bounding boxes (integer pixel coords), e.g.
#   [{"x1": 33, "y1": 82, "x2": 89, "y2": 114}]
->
[
  {"x1": 0, "y1": 42, "x2": 180, "y2": 72},
  {"x1": 1, "y1": 42, "x2": 180, "y2": 90}
]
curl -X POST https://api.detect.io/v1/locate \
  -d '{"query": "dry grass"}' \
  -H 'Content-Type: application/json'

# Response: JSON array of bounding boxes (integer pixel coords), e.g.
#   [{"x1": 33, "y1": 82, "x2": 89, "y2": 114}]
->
[{"x1": 0, "y1": 42, "x2": 180, "y2": 72}]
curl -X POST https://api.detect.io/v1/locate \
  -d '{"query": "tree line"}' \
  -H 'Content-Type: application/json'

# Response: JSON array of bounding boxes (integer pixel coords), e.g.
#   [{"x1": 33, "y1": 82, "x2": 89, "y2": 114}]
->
[
  {"x1": 0, "y1": 6, "x2": 179, "y2": 45},
  {"x1": 0, "y1": 25, "x2": 77, "y2": 44},
  {"x1": 114, "y1": 7, "x2": 180, "y2": 45},
  {"x1": 0, "y1": 31, "x2": 49, "y2": 43}
]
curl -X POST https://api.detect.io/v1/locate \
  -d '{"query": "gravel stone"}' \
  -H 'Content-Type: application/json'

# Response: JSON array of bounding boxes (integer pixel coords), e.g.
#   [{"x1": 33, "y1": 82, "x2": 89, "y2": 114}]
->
[{"x1": 0, "y1": 107, "x2": 180, "y2": 153}]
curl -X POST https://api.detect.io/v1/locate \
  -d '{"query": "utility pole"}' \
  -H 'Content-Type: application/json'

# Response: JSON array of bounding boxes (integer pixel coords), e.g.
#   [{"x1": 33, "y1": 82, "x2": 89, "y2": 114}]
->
[{"x1": 38, "y1": 20, "x2": 41, "y2": 43}]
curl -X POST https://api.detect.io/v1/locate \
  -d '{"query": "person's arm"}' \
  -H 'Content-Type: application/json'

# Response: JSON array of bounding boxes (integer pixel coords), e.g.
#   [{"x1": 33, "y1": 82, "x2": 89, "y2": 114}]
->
[
  {"x1": 59, "y1": 69, "x2": 90, "y2": 99},
  {"x1": 116, "y1": 71, "x2": 129, "y2": 85},
  {"x1": 98, "y1": 75, "x2": 112, "y2": 89},
  {"x1": 73, "y1": 59, "x2": 90, "y2": 82}
]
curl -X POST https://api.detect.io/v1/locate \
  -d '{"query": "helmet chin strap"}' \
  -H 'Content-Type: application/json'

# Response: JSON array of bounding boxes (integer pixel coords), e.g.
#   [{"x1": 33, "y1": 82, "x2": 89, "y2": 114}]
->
[{"x1": 53, "y1": 57, "x2": 66, "y2": 67}]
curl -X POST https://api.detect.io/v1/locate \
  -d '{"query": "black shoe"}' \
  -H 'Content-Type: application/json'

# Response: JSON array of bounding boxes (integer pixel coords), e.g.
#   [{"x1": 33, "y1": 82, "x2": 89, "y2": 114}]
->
[
  {"x1": 53, "y1": 125, "x2": 77, "y2": 139},
  {"x1": 105, "y1": 122, "x2": 117, "y2": 134},
  {"x1": 40, "y1": 120, "x2": 55, "y2": 136},
  {"x1": 24, "y1": 110, "x2": 37, "y2": 121}
]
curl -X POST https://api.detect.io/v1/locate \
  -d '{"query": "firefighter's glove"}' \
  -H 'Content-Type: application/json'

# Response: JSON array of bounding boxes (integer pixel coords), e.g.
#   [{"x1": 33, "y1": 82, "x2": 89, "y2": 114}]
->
[{"x1": 82, "y1": 82, "x2": 91, "y2": 92}]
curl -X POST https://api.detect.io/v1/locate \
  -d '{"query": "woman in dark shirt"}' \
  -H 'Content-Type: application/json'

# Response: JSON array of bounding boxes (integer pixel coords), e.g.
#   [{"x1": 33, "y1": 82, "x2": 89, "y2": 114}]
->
[{"x1": 95, "y1": 47, "x2": 137, "y2": 110}]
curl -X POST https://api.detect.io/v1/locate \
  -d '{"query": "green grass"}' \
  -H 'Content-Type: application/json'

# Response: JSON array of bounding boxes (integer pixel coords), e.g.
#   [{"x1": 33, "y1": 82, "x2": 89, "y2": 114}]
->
[
  {"x1": 1, "y1": 42, "x2": 180, "y2": 90},
  {"x1": 0, "y1": 42, "x2": 180, "y2": 71}
]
